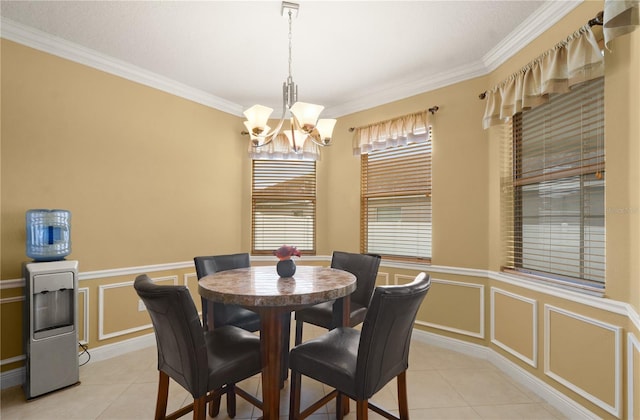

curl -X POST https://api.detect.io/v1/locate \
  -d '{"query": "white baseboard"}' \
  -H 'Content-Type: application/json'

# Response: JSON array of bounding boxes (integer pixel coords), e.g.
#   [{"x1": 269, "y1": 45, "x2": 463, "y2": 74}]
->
[
  {"x1": 83, "y1": 333, "x2": 156, "y2": 363},
  {"x1": 411, "y1": 329, "x2": 597, "y2": 419},
  {"x1": 0, "y1": 333, "x2": 156, "y2": 390},
  {"x1": 0, "y1": 366, "x2": 25, "y2": 390},
  {"x1": 1, "y1": 327, "x2": 600, "y2": 419}
]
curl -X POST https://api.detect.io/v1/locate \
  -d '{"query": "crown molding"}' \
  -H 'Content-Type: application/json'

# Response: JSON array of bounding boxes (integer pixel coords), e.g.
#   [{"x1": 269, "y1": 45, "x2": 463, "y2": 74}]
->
[
  {"x1": 324, "y1": 59, "x2": 488, "y2": 118},
  {"x1": 1, "y1": 1, "x2": 582, "y2": 118},
  {"x1": 0, "y1": 17, "x2": 244, "y2": 117},
  {"x1": 482, "y1": 0, "x2": 583, "y2": 72},
  {"x1": 327, "y1": 0, "x2": 582, "y2": 117}
]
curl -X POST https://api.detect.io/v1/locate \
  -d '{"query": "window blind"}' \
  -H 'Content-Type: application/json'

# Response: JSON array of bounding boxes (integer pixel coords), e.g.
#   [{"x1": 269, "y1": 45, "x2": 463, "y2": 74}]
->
[
  {"x1": 507, "y1": 77, "x2": 605, "y2": 288},
  {"x1": 252, "y1": 160, "x2": 316, "y2": 255},
  {"x1": 361, "y1": 141, "x2": 432, "y2": 261}
]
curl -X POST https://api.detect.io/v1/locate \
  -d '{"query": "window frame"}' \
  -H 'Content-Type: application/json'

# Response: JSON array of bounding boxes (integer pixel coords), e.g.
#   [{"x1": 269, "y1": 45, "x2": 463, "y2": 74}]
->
[
  {"x1": 360, "y1": 141, "x2": 432, "y2": 263},
  {"x1": 251, "y1": 159, "x2": 317, "y2": 256},
  {"x1": 504, "y1": 77, "x2": 605, "y2": 291}
]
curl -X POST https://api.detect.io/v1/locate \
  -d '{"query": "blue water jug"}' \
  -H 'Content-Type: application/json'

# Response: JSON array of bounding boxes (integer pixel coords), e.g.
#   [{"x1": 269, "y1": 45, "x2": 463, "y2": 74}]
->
[{"x1": 26, "y1": 209, "x2": 71, "y2": 261}]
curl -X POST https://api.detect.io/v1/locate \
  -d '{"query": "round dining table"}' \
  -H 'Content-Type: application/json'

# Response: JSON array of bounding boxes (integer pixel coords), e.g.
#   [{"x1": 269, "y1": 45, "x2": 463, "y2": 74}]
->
[{"x1": 198, "y1": 264, "x2": 356, "y2": 420}]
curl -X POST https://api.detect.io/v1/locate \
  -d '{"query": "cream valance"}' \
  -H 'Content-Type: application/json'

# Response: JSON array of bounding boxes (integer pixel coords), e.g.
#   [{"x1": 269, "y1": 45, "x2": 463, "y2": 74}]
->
[
  {"x1": 604, "y1": 0, "x2": 639, "y2": 48},
  {"x1": 352, "y1": 110, "x2": 431, "y2": 155},
  {"x1": 482, "y1": 25, "x2": 604, "y2": 130},
  {"x1": 248, "y1": 133, "x2": 320, "y2": 161}
]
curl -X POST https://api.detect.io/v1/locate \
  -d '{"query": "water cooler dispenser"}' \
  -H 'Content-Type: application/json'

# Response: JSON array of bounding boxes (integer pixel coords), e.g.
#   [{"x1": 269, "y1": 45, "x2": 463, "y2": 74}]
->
[{"x1": 23, "y1": 209, "x2": 79, "y2": 399}]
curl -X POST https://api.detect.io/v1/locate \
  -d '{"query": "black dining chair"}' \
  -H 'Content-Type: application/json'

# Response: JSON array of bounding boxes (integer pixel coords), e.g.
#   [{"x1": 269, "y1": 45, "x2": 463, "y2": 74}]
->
[
  {"x1": 288, "y1": 272, "x2": 431, "y2": 420},
  {"x1": 133, "y1": 274, "x2": 263, "y2": 420},
  {"x1": 294, "y1": 251, "x2": 381, "y2": 345},
  {"x1": 194, "y1": 253, "x2": 259, "y2": 331},
  {"x1": 194, "y1": 253, "x2": 290, "y2": 399}
]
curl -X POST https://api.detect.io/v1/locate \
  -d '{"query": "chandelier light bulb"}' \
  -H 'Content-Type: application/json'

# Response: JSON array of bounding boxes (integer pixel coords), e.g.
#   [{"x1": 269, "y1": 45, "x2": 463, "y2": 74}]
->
[
  {"x1": 284, "y1": 126, "x2": 308, "y2": 152},
  {"x1": 315, "y1": 119, "x2": 337, "y2": 144},
  {"x1": 243, "y1": 104, "x2": 273, "y2": 136},
  {"x1": 290, "y1": 102, "x2": 324, "y2": 133}
]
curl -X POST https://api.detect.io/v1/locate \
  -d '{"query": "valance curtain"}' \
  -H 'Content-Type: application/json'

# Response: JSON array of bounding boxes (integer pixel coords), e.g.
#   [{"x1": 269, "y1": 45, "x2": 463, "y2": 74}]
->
[
  {"x1": 604, "y1": 0, "x2": 639, "y2": 48},
  {"x1": 482, "y1": 25, "x2": 604, "y2": 130},
  {"x1": 248, "y1": 133, "x2": 320, "y2": 161},
  {"x1": 352, "y1": 110, "x2": 431, "y2": 155}
]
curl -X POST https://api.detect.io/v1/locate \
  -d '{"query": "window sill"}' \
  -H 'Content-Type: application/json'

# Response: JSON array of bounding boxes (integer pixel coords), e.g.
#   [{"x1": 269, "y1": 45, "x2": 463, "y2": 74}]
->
[{"x1": 500, "y1": 268, "x2": 605, "y2": 298}]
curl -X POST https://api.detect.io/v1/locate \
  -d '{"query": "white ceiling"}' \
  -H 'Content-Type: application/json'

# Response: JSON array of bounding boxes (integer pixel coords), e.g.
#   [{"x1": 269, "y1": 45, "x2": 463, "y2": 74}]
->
[{"x1": 0, "y1": 1, "x2": 581, "y2": 118}]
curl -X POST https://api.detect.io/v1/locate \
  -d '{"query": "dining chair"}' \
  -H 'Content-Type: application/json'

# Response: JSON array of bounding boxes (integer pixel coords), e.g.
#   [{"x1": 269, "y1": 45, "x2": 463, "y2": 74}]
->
[
  {"x1": 133, "y1": 274, "x2": 263, "y2": 420},
  {"x1": 288, "y1": 272, "x2": 431, "y2": 420},
  {"x1": 294, "y1": 251, "x2": 381, "y2": 345},
  {"x1": 194, "y1": 253, "x2": 290, "y2": 401},
  {"x1": 194, "y1": 253, "x2": 259, "y2": 331}
]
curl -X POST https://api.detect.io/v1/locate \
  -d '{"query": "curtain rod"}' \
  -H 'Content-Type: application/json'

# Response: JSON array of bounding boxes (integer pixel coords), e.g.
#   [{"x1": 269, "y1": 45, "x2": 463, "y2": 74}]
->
[
  {"x1": 347, "y1": 106, "x2": 439, "y2": 132},
  {"x1": 478, "y1": 10, "x2": 603, "y2": 100}
]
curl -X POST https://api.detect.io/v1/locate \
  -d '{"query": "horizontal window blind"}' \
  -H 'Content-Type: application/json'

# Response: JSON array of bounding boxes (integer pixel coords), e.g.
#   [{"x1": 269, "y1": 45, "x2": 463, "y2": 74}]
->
[
  {"x1": 361, "y1": 141, "x2": 432, "y2": 261},
  {"x1": 252, "y1": 160, "x2": 316, "y2": 255},
  {"x1": 508, "y1": 77, "x2": 605, "y2": 287}
]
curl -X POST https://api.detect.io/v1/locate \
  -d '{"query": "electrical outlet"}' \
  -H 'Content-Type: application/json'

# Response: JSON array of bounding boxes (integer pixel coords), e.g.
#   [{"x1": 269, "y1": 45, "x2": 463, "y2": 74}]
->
[{"x1": 138, "y1": 299, "x2": 146, "y2": 312}]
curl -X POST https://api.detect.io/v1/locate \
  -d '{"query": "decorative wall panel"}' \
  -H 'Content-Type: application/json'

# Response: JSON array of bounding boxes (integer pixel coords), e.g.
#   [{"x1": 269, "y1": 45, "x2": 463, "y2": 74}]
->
[
  {"x1": 78, "y1": 287, "x2": 89, "y2": 345},
  {"x1": 419, "y1": 278, "x2": 484, "y2": 339},
  {"x1": 491, "y1": 288, "x2": 537, "y2": 367},
  {"x1": 544, "y1": 305, "x2": 621, "y2": 417},
  {"x1": 98, "y1": 275, "x2": 178, "y2": 340},
  {"x1": 628, "y1": 333, "x2": 640, "y2": 420}
]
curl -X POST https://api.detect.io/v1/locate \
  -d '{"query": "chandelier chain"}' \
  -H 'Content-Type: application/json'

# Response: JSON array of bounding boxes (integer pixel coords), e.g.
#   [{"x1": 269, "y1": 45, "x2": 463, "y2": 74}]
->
[
  {"x1": 242, "y1": 2, "x2": 335, "y2": 156},
  {"x1": 288, "y1": 10, "x2": 293, "y2": 80}
]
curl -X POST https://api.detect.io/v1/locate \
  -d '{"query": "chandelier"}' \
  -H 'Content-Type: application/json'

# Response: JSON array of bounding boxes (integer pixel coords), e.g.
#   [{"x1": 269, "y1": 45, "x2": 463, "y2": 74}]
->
[{"x1": 242, "y1": 1, "x2": 336, "y2": 154}]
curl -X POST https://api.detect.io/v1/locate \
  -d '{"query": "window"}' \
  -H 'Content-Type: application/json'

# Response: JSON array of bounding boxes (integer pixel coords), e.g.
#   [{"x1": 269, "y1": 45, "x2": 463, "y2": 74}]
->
[
  {"x1": 252, "y1": 160, "x2": 316, "y2": 255},
  {"x1": 361, "y1": 141, "x2": 432, "y2": 261},
  {"x1": 505, "y1": 77, "x2": 605, "y2": 290}
]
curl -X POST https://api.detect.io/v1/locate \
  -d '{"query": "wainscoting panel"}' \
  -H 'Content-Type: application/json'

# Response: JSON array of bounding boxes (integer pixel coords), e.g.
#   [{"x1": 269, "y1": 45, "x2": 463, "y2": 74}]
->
[
  {"x1": 78, "y1": 287, "x2": 89, "y2": 345},
  {"x1": 629, "y1": 333, "x2": 640, "y2": 419},
  {"x1": 376, "y1": 271, "x2": 390, "y2": 286},
  {"x1": 394, "y1": 274, "x2": 417, "y2": 285},
  {"x1": 544, "y1": 304, "x2": 622, "y2": 417},
  {"x1": 98, "y1": 275, "x2": 178, "y2": 340},
  {"x1": 490, "y1": 288, "x2": 537, "y2": 367},
  {"x1": 183, "y1": 272, "x2": 201, "y2": 313},
  {"x1": 418, "y1": 278, "x2": 484, "y2": 339},
  {"x1": 0, "y1": 297, "x2": 24, "y2": 368}
]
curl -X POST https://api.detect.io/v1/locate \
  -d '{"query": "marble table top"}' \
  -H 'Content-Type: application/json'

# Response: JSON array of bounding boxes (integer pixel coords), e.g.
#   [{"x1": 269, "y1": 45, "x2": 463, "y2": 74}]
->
[{"x1": 198, "y1": 265, "x2": 356, "y2": 308}]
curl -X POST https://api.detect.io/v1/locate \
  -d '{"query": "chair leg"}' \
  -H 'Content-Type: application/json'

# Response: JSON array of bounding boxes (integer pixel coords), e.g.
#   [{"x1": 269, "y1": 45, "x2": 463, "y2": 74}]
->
[
  {"x1": 288, "y1": 370, "x2": 302, "y2": 419},
  {"x1": 295, "y1": 319, "x2": 304, "y2": 345},
  {"x1": 397, "y1": 371, "x2": 409, "y2": 420},
  {"x1": 342, "y1": 395, "x2": 350, "y2": 416},
  {"x1": 209, "y1": 390, "x2": 222, "y2": 417},
  {"x1": 227, "y1": 383, "x2": 237, "y2": 418},
  {"x1": 208, "y1": 388, "x2": 224, "y2": 418},
  {"x1": 356, "y1": 400, "x2": 369, "y2": 420},
  {"x1": 155, "y1": 371, "x2": 169, "y2": 420},
  {"x1": 193, "y1": 396, "x2": 207, "y2": 420},
  {"x1": 335, "y1": 392, "x2": 344, "y2": 420}
]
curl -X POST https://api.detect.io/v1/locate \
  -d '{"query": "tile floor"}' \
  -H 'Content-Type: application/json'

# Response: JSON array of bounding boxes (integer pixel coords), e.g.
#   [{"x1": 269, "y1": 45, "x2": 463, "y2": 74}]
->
[{"x1": 1, "y1": 324, "x2": 567, "y2": 419}]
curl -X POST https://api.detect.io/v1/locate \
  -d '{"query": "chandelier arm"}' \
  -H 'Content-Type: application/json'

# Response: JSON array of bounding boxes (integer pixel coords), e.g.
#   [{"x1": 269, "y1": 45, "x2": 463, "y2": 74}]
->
[{"x1": 307, "y1": 130, "x2": 332, "y2": 147}]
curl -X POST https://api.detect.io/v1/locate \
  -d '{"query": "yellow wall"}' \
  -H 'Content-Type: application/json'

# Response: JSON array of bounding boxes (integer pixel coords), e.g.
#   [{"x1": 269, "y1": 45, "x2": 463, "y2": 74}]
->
[
  {"x1": 484, "y1": 1, "x2": 640, "y2": 311},
  {"x1": 332, "y1": 76, "x2": 490, "y2": 269},
  {"x1": 2, "y1": 1, "x2": 639, "y2": 418},
  {"x1": 1, "y1": 39, "x2": 251, "y2": 277}
]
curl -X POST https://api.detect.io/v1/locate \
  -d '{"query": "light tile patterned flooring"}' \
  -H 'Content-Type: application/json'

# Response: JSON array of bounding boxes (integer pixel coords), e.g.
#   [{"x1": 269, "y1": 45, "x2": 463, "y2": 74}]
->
[{"x1": 1, "y1": 324, "x2": 567, "y2": 419}]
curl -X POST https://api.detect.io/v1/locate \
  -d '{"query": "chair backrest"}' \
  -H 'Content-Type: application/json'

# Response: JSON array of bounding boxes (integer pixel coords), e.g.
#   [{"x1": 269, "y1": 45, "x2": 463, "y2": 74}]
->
[
  {"x1": 133, "y1": 274, "x2": 208, "y2": 398},
  {"x1": 355, "y1": 272, "x2": 431, "y2": 399},
  {"x1": 330, "y1": 251, "x2": 381, "y2": 307},
  {"x1": 193, "y1": 253, "x2": 251, "y2": 328},
  {"x1": 194, "y1": 253, "x2": 251, "y2": 279}
]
